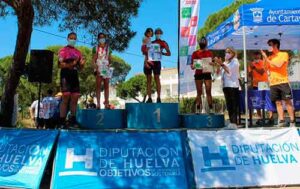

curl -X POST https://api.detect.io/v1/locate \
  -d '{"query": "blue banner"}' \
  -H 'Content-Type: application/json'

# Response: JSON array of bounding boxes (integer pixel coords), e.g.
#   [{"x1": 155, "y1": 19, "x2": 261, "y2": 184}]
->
[
  {"x1": 52, "y1": 130, "x2": 188, "y2": 189},
  {"x1": 242, "y1": 0, "x2": 300, "y2": 26},
  {"x1": 0, "y1": 129, "x2": 58, "y2": 189},
  {"x1": 206, "y1": 0, "x2": 300, "y2": 50},
  {"x1": 188, "y1": 128, "x2": 300, "y2": 188},
  {"x1": 240, "y1": 90, "x2": 300, "y2": 112}
]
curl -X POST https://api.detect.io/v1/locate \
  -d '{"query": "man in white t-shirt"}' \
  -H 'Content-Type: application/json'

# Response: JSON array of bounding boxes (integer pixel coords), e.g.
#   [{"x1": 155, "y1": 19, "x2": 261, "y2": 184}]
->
[
  {"x1": 42, "y1": 89, "x2": 59, "y2": 129},
  {"x1": 30, "y1": 99, "x2": 44, "y2": 129}
]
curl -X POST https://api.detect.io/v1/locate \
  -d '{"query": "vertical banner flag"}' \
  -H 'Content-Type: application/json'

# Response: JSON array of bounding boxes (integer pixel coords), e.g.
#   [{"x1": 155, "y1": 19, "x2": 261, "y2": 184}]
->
[
  {"x1": 0, "y1": 129, "x2": 58, "y2": 189},
  {"x1": 52, "y1": 131, "x2": 188, "y2": 189},
  {"x1": 188, "y1": 128, "x2": 300, "y2": 188},
  {"x1": 179, "y1": 0, "x2": 200, "y2": 95}
]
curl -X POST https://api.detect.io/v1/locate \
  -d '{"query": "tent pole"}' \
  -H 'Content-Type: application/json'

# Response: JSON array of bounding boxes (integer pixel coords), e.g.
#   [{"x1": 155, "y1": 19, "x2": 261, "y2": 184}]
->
[
  {"x1": 177, "y1": 0, "x2": 180, "y2": 103},
  {"x1": 242, "y1": 26, "x2": 248, "y2": 129}
]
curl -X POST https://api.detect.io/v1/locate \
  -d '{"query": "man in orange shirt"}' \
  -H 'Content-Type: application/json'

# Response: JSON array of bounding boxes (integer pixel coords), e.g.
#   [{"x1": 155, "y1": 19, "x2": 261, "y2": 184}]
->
[
  {"x1": 249, "y1": 52, "x2": 273, "y2": 126},
  {"x1": 261, "y1": 39, "x2": 295, "y2": 127}
]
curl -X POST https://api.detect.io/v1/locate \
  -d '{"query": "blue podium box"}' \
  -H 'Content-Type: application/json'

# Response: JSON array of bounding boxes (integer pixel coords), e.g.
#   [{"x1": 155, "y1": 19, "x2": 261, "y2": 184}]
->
[
  {"x1": 77, "y1": 109, "x2": 125, "y2": 129},
  {"x1": 126, "y1": 103, "x2": 180, "y2": 129},
  {"x1": 181, "y1": 114, "x2": 225, "y2": 129}
]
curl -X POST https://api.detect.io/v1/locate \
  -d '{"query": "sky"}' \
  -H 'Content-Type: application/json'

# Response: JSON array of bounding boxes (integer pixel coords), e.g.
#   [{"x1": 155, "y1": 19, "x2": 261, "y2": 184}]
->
[{"x1": 0, "y1": 0, "x2": 234, "y2": 79}]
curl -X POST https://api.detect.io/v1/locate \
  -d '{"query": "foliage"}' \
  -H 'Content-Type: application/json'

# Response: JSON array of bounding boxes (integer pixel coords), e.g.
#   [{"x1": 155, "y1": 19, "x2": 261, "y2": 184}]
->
[
  {"x1": 179, "y1": 97, "x2": 226, "y2": 114},
  {"x1": 1, "y1": 0, "x2": 142, "y2": 51},
  {"x1": 0, "y1": 0, "x2": 141, "y2": 126},
  {"x1": 116, "y1": 74, "x2": 156, "y2": 102},
  {"x1": 0, "y1": 45, "x2": 131, "y2": 110},
  {"x1": 198, "y1": 0, "x2": 256, "y2": 38}
]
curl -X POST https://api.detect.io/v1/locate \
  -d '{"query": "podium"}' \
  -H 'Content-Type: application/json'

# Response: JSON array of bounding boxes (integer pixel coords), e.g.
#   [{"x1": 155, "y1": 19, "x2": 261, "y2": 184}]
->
[
  {"x1": 76, "y1": 109, "x2": 125, "y2": 129},
  {"x1": 181, "y1": 114, "x2": 225, "y2": 129},
  {"x1": 126, "y1": 103, "x2": 180, "y2": 129}
]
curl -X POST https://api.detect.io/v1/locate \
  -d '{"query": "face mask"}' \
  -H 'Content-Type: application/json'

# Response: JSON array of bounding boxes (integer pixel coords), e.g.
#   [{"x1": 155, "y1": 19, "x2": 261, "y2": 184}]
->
[
  {"x1": 268, "y1": 46, "x2": 273, "y2": 52},
  {"x1": 155, "y1": 34, "x2": 161, "y2": 40},
  {"x1": 293, "y1": 50, "x2": 298, "y2": 55},
  {"x1": 199, "y1": 43, "x2": 207, "y2": 50},
  {"x1": 225, "y1": 53, "x2": 232, "y2": 60},
  {"x1": 68, "y1": 39, "x2": 76, "y2": 47},
  {"x1": 99, "y1": 38, "x2": 106, "y2": 44}
]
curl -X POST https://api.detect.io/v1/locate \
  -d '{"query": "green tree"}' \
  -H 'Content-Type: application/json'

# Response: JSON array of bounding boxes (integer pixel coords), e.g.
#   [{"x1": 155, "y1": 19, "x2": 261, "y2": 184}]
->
[
  {"x1": 0, "y1": 0, "x2": 141, "y2": 126},
  {"x1": 0, "y1": 46, "x2": 131, "y2": 120},
  {"x1": 116, "y1": 74, "x2": 156, "y2": 103},
  {"x1": 198, "y1": 0, "x2": 256, "y2": 38}
]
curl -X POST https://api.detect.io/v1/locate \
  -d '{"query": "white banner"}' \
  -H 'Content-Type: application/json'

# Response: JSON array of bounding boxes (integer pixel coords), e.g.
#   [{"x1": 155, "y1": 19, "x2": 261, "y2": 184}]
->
[
  {"x1": 188, "y1": 128, "x2": 300, "y2": 188},
  {"x1": 179, "y1": 0, "x2": 200, "y2": 95}
]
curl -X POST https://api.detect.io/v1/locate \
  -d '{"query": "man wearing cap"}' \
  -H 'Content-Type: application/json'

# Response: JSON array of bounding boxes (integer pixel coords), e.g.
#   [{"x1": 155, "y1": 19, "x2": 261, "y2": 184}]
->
[{"x1": 144, "y1": 28, "x2": 171, "y2": 103}]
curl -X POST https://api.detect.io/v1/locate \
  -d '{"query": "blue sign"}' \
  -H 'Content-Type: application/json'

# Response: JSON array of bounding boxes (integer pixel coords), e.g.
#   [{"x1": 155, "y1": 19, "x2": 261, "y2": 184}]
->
[
  {"x1": 181, "y1": 114, "x2": 225, "y2": 129},
  {"x1": 77, "y1": 109, "x2": 125, "y2": 129},
  {"x1": 206, "y1": 0, "x2": 300, "y2": 50},
  {"x1": 52, "y1": 130, "x2": 188, "y2": 189},
  {"x1": 240, "y1": 90, "x2": 300, "y2": 112},
  {"x1": 242, "y1": 0, "x2": 300, "y2": 27},
  {"x1": 126, "y1": 103, "x2": 180, "y2": 129},
  {"x1": 0, "y1": 129, "x2": 58, "y2": 189}
]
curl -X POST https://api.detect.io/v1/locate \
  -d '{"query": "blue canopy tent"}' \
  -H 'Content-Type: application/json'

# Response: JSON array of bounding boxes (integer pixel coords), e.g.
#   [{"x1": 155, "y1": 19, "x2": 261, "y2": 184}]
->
[{"x1": 206, "y1": 0, "x2": 300, "y2": 127}]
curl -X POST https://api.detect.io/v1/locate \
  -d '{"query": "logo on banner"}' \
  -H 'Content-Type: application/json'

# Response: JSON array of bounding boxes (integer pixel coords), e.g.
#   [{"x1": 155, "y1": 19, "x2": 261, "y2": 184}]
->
[
  {"x1": 185, "y1": 0, "x2": 197, "y2": 4},
  {"x1": 201, "y1": 146, "x2": 236, "y2": 172},
  {"x1": 181, "y1": 27, "x2": 190, "y2": 37},
  {"x1": 188, "y1": 35, "x2": 197, "y2": 46},
  {"x1": 182, "y1": 7, "x2": 192, "y2": 18},
  {"x1": 190, "y1": 16, "x2": 198, "y2": 27},
  {"x1": 250, "y1": 8, "x2": 264, "y2": 23},
  {"x1": 180, "y1": 46, "x2": 189, "y2": 57},
  {"x1": 59, "y1": 146, "x2": 183, "y2": 177},
  {"x1": 0, "y1": 135, "x2": 51, "y2": 176},
  {"x1": 233, "y1": 10, "x2": 240, "y2": 30},
  {"x1": 250, "y1": 96, "x2": 261, "y2": 107}
]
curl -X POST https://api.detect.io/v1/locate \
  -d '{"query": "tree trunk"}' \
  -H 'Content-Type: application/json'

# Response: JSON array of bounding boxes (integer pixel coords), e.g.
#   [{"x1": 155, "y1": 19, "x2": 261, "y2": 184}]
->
[
  {"x1": 142, "y1": 95, "x2": 147, "y2": 103},
  {"x1": 133, "y1": 97, "x2": 141, "y2": 103},
  {"x1": 0, "y1": 0, "x2": 34, "y2": 127}
]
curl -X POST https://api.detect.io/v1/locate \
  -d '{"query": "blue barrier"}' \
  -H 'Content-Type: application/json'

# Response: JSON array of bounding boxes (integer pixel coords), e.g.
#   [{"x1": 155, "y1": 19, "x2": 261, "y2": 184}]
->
[
  {"x1": 77, "y1": 109, "x2": 125, "y2": 129},
  {"x1": 0, "y1": 128, "x2": 58, "y2": 189},
  {"x1": 126, "y1": 103, "x2": 180, "y2": 129},
  {"x1": 51, "y1": 130, "x2": 189, "y2": 189},
  {"x1": 181, "y1": 114, "x2": 225, "y2": 129},
  {"x1": 239, "y1": 89, "x2": 300, "y2": 112}
]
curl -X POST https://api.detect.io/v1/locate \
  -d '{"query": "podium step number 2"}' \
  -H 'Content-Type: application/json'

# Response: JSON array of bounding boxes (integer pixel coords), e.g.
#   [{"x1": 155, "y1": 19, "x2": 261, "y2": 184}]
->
[{"x1": 77, "y1": 109, "x2": 125, "y2": 129}]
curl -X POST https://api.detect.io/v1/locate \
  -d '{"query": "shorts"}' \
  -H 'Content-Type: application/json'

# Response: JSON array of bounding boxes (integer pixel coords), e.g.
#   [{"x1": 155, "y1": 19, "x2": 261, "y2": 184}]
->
[
  {"x1": 60, "y1": 69, "x2": 80, "y2": 95},
  {"x1": 44, "y1": 118, "x2": 55, "y2": 129},
  {"x1": 144, "y1": 61, "x2": 161, "y2": 75},
  {"x1": 194, "y1": 73, "x2": 212, "y2": 80},
  {"x1": 270, "y1": 83, "x2": 292, "y2": 102},
  {"x1": 35, "y1": 117, "x2": 44, "y2": 128}
]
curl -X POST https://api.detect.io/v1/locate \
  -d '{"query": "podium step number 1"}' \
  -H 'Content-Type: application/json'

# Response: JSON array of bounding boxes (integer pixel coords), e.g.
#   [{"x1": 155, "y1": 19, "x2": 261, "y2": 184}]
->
[{"x1": 126, "y1": 103, "x2": 180, "y2": 129}]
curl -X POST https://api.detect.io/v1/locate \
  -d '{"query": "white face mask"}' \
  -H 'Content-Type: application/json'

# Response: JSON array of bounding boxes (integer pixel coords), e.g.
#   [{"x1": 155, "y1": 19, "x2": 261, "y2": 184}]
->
[
  {"x1": 155, "y1": 34, "x2": 161, "y2": 40},
  {"x1": 225, "y1": 53, "x2": 232, "y2": 60},
  {"x1": 99, "y1": 38, "x2": 106, "y2": 44},
  {"x1": 268, "y1": 46, "x2": 273, "y2": 53},
  {"x1": 68, "y1": 39, "x2": 76, "y2": 47}
]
